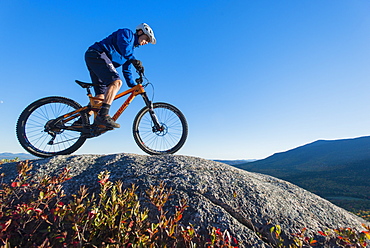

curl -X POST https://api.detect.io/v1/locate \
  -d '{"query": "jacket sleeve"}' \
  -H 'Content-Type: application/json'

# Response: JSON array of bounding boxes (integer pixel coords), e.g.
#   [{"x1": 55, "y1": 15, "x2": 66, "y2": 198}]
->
[
  {"x1": 122, "y1": 60, "x2": 136, "y2": 87},
  {"x1": 118, "y1": 29, "x2": 137, "y2": 87}
]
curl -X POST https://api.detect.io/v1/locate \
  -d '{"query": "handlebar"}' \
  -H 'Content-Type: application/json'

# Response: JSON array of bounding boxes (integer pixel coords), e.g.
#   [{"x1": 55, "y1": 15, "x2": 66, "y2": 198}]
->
[
  {"x1": 135, "y1": 70, "x2": 145, "y2": 84},
  {"x1": 135, "y1": 69, "x2": 154, "y2": 99}
]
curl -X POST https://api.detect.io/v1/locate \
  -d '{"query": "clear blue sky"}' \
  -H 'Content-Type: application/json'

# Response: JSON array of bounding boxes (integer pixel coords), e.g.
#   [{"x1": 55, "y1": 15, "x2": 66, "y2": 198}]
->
[{"x1": 1, "y1": 0, "x2": 370, "y2": 160}]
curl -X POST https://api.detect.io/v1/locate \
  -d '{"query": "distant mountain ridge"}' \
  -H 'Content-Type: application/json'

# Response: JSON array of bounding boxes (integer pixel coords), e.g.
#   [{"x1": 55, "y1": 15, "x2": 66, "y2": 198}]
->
[
  {"x1": 236, "y1": 136, "x2": 370, "y2": 174},
  {"x1": 234, "y1": 136, "x2": 370, "y2": 215},
  {"x1": 0, "y1": 152, "x2": 36, "y2": 160}
]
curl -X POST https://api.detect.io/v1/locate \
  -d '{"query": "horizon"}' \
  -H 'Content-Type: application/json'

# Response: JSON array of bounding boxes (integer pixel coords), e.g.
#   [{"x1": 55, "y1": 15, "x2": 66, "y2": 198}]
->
[
  {"x1": 2, "y1": 134, "x2": 369, "y2": 161},
  {"x1": 1, "y1": 1, "x2": 370, "y2": 160}
]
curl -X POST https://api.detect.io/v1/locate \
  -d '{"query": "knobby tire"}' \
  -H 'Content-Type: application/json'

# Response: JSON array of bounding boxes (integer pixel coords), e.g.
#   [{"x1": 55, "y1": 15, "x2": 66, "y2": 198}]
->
[
  {"x1": 16, "y1": 96, "x2": 89, "y2": 158},
  {"x1": 133, "y1": 102, "x2": 188, "y2": 155}
]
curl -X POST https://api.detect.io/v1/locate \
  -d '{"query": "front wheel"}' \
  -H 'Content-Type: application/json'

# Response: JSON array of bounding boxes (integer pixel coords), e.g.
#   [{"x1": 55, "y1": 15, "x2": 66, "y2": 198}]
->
[
  {"x1": 16, "y1": 96, "x2": 89, "y2": 158},
  {"x1": 133, "y1": 102, "x2": 188, "y2": 155}
]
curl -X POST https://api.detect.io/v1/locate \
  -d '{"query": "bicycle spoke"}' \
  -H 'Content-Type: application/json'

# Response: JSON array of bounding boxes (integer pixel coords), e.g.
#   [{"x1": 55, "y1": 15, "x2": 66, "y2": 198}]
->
[
  {"x1": 17, "y1": 97, "x2": 88, "y2": 157},
  {"x1": 133, "y1": 102, "x2": 187, "y2": 155}
]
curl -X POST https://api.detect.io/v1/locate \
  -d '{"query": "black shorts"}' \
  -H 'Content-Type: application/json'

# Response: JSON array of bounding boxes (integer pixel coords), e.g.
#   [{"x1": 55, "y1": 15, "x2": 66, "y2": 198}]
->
[{"x1": 85, "y1": 49, "x2": 121, "y2": 95}]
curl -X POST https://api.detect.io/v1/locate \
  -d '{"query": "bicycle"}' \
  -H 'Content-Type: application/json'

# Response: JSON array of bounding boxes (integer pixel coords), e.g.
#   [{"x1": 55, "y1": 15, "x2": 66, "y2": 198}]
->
[{"x1": 16, "y1": 71, "x2": 188, "y2": 158}]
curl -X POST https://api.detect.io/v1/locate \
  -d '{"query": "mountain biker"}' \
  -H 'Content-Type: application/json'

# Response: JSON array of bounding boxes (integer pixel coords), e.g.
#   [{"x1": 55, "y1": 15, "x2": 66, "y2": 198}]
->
[{"x1": 84, "y1": 23, "x2": 156, "y2": 129}]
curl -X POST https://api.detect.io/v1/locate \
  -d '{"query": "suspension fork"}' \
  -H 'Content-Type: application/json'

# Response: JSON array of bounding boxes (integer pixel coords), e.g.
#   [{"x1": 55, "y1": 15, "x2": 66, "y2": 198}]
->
[{"x1": 141, "y1": 92, "x2": 163, "y2": 132}]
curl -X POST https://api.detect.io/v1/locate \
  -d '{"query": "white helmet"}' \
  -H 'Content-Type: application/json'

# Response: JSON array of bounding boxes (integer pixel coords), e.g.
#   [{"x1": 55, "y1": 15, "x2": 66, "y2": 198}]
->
[{"x1": 136, "y1": 23, "x2": 156, "y2": 44}]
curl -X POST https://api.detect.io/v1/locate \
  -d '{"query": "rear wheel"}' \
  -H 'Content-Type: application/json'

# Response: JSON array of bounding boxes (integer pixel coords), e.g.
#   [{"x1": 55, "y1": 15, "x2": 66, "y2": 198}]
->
[
  {"x1": 16, "y1": 96, "x2": 89, "y2": 158},
  {"x1": 133, "y1": 102, "x2": 188, "y2": 155}
]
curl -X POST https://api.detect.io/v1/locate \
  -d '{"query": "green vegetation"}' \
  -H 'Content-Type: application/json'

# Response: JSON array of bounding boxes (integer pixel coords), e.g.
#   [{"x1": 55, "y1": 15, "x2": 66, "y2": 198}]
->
[
  {"x1": 281, "y1": 162, "x2": 370, "y2": 222},
  {"x1": 269, "y1": 224, "x2": 370, "y2": 248},
  {"x1": 0, "y1": 160, "x2": 238, "y2": 247},
  {"x1": 0, "y1": 160, "x2": 369, "y2": 247},
  {"x1": 0, "y1": 158, "x2": 20, "y2": 165},
  {"x1": 237, "y1": 164, "x2": 370, "y2": 221},
  {"x1": 236, "y1": 137, "x2": 370, "y2": 222}
]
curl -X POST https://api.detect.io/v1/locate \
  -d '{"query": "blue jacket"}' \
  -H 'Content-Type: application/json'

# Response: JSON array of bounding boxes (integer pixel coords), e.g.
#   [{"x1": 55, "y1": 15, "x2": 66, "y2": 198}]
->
[{"x1": 90, "y1": 28, "x2": 139, "y2": 87}]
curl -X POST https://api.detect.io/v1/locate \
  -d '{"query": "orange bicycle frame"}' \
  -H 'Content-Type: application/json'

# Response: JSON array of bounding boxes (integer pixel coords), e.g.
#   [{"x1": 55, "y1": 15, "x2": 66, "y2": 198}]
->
[
  {"x1": 86, "y1": 84, "x2": 147, "y2": 121},
  {"x1": 111, "y1": 84, "x2": 146, "y2": 121},
  {"x1": 61, "y1": 84, "x2": 146, "y2": 125}
]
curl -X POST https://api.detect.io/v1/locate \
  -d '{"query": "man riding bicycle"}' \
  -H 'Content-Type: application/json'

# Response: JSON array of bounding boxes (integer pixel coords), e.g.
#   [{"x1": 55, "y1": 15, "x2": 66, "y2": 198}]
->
[{"x1": 84, "y1": 23, "x2": 156, "y2": 129}]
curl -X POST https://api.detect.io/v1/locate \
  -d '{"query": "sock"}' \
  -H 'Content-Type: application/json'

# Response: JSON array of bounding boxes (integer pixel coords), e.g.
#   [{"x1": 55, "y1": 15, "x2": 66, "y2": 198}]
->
[{"x1": 98, "y1": 103, "x2": 110, "y2": 116}]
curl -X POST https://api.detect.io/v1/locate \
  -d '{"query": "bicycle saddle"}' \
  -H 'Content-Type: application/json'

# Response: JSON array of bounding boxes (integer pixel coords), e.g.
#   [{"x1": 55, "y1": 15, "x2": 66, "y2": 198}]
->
[{"x1": 75, "y1": 80, "x2": 94, "y2": 89}]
